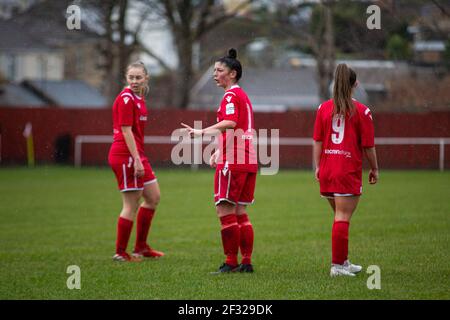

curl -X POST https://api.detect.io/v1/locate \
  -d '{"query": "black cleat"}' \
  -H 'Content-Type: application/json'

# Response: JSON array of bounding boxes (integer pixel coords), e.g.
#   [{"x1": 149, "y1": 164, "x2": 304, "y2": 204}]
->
[
  {"x1": 210, "y1": 263, "x2": 238, "y2": 275},
  {"x1": 236, "y1": 264, "x2": 254, "y2": 273}
]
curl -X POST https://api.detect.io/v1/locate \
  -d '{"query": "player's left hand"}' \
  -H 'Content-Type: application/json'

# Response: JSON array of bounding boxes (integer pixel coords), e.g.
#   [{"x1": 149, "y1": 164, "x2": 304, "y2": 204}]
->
[
  {"x1": 315, "y1": 168, "x2": 320, "y2": 181},
  {"x1": 369, "y1": 168, "x2": 378, "y2": 184}
]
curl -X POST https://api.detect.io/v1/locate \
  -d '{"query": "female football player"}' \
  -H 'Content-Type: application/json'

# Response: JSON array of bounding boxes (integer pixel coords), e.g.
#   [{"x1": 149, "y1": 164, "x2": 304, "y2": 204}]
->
[
  {"x1": 313, "y1": 63, "x2": 379, "y2": 276},
  {"x1": 108, "y1": 61, "x2": 164, "y2": 262},
  {"x1": 181, "y1": 49, "x2": 257, "y2": 274}
]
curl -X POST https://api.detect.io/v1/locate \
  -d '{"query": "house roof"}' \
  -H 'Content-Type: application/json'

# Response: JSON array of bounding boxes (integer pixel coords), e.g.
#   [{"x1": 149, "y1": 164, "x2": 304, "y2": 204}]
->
[
  {"x1": 190, "y1": 66, "x2": 382, "y2": 111},
  {"x1": 190, "y1": 60, "x2": 410, "y2": 111},
  {"x1": 0, "y1": 0, "x2": 101, "y2": 52},
  {"x1": 0, "y1": 83, "x2": 47, "y2": 107},
  {"x1": 22, "y1": 79, "x2": 107, "y2": 108}
]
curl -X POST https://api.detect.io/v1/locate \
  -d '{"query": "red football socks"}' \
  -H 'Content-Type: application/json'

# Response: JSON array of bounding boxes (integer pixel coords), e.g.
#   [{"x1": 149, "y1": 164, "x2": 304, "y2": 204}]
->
[
  {"x1": 116, "y1": 216, "x2": 133, "y2": 254},
  {"x1": 220, "y1": 214, "x2": 240, "y2": 266},
  {"x1": 135, "y1": 207, "x2": 155, "y2": 250},
  {"x1": 332, "y1": 220, "x2": 350, "y2": 265},
  {"x1": 237, "y1": 213, "x2": 254, "y2": 265}
]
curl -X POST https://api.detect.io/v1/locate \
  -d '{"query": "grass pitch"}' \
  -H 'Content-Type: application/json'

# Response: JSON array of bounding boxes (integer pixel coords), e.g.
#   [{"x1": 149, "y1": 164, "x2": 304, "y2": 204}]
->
[{"x1": 0, "y1": 167, "x2": 449, "y2": 299}]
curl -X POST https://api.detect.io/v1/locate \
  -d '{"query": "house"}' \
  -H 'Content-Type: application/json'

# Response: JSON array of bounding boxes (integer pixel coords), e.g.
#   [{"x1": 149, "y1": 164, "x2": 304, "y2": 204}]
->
[
  {"x1": 189, "y1": 59, "x2": 407, "y2": 111},
  {"x1": 0, "y1": 83, "x2": 46, "y2": 107},
  {"x1": 0, "y1": 18, "x2": 64, "y2": 82},
  {"x1": 408, "y1": 3, "x2": 450, "y2": 66},
  {"x1": 412, "y1": 40, "x2": 447, "y2": 65},
  {"x1": 0, "y1": 80, "x2": 107, "y2": 108},
  {"x1": 0, "y1": 0, "x2": 106, "y2": 90}
]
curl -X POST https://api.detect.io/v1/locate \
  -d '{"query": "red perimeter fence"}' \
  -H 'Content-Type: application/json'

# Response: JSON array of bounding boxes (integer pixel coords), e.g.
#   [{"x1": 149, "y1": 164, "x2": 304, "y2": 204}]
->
[{"x1": 0, "y1": 107, "x2": 449, "y2": 170}]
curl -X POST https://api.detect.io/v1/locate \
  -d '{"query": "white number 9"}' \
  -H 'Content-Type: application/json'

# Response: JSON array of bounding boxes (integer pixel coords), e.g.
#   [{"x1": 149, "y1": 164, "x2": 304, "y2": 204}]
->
[{"x1": 332, "y1": 115, "x2": 345, "y2": 144}]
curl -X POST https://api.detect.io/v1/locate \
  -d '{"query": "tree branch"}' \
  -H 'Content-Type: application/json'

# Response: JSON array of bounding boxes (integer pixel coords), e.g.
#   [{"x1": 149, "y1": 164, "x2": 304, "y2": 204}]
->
[
  {"x1": 139, "y1": 44, "x2": 172, "y2": 73},
  {"x1": 195, "y1": 0, "x2": 214, "y2": 39},
  {"x1": 195, "y1": 0, "x2": 254, "y2": 40},
  {"x1": 431, "y1": 0, "x2": 449, "y2": 17}
]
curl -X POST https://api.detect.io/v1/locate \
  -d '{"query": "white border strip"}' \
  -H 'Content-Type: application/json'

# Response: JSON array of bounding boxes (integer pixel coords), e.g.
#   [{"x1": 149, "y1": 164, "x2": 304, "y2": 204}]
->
[
  {"x1": 75, "y1": 135, "x2": 450, "y2": 171},
  {"x1": 144, "y1": 178, "x2": 158, "y2": 185}
]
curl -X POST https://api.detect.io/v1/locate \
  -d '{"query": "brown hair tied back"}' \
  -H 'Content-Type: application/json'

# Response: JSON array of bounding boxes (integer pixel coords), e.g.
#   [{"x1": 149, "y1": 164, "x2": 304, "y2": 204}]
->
[{"x1": 332, "y1": 63, "x2": 357, "y2": 117}]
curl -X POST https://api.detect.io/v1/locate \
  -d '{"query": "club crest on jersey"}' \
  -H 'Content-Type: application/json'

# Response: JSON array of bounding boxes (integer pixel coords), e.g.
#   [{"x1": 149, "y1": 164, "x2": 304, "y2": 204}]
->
[
  {"x1": 123, "y1": 97, "x2": 130, "y2": 104},
  {"x1": 137, "y1": 103, "x2": 141, "y2": 109},
  {"x1": 222, "y1": 167, "x2": 228, "y2": 176},
  {"x1": 226, "y1": 103, "x2": 235, "y2": 115},
  {"x1": 226, "y1": 95, "x2": 232, "y2": 103},
  {"x1": 222, "y1": 162, "x2": 229, "y2": 176}
]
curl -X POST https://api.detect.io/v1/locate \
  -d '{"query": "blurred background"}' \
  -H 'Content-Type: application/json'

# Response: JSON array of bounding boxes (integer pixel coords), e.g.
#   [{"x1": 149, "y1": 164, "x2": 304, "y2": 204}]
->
[{"x1": 0, "y1": 0, "x2": 449, "y2": 169}]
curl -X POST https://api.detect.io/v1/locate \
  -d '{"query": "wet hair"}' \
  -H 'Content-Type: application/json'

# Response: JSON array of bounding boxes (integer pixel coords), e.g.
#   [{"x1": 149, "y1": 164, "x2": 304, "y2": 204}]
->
[
  {"x1": 332, "y1": 63, "x2": 357, "y2": 117},
  {"x1": 125, "y1": 61, "x2": 149, "y2": 96},
  {"x1": 216, "y1": 48, "x2": 242, "y2": 82}
]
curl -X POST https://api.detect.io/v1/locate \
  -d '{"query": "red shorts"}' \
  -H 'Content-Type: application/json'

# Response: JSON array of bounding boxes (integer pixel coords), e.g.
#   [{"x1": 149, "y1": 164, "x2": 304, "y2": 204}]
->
[
  {"x1": 214, "y1": 168, "x2": 256, "y2": 206},
  {"x1": 109, "y1": 155, "x2": 157, "y2": 192}
]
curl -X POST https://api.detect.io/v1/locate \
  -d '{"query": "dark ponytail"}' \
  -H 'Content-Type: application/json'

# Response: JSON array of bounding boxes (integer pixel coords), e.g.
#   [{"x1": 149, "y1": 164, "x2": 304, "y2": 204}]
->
[
  {"x1": 216, "y1": 48, "x2": 242, "y2": 82},
  {"x1": 332, "y1": 63, "x2": 357, "y2": 117}
]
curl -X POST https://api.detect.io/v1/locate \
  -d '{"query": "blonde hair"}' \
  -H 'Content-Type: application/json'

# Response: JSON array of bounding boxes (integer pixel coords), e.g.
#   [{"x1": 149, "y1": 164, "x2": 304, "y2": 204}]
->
[
  {"x1": 332, "y1": 63, "x2": 357, "y2": 117},
  {"x1": 125, "y1": 61, "x2": 149, "y2": 97}
]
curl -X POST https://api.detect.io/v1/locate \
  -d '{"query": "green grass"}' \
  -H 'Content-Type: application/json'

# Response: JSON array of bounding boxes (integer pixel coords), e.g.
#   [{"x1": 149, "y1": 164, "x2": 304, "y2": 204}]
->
[{"x1": 0, "y1": 167, "x2": 449, "y2": 299}]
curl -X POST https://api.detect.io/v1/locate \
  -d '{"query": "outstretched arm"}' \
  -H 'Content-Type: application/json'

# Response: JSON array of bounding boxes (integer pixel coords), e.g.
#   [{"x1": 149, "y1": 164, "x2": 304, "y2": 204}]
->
[{"x1": 181, "y1": 120, "x2": 237, "y2": 136}]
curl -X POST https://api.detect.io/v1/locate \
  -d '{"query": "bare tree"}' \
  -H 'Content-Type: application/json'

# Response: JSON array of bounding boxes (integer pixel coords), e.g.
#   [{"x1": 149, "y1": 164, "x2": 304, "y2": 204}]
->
[
  {"x1": 314, "y1": 2, "x2": 335, "y2": 101},
  {"x1": 85, "y1": 0, "x2": 254, "y2": 107},
  {"x1": 140, "y1": 0, "x2": 253, "y2": 109},
  {"x1": 85, "y1": 0, "x2": 155, "y2": 103},
  {"x1": 275, "y1": 0, "x2": 336, "y2": 101}
]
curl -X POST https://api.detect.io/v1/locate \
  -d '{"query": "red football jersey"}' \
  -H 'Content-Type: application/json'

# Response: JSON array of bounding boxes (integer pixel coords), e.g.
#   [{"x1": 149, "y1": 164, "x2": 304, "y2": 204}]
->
[
  {"x1": 313, "y1": 99, "x2": 375, "y2": 195},
  {"x1": 216, "y1": 85, "x2": 258, "y2": 173},
  {"x1": 109, "y1": 87, "x2": 147, "y2": 157}
]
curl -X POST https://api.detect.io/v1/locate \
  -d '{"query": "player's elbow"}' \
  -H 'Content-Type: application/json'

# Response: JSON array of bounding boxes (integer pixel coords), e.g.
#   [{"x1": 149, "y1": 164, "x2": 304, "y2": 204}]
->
[
  {"x1": 121, "y1": 126, "x2": 132, "y2": 134},
  {"x1": 313, "y1": 140, "x2": 323, "y2": 147}
]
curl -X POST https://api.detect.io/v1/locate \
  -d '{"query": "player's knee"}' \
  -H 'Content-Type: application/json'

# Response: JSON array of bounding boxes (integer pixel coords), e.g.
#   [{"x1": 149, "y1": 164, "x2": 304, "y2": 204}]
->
[
  {"x1": 122, "y1": 198, "x2": 139, "y2": 210},
  {"x1": 335, "y1": 210, "x2": 351, "y2": 221},
  {"x1": 215, "y1": 202, "x2": 235, "y2": 217},
  {"x1": 120, "y1": 206, "x2": 137, "y2": 220},
  {"x1": 143, "y1": 192, "x2": 160, "y2": 208},
  {"x1": 236, "y1": 205, "x2": 247, "y2": 215}
]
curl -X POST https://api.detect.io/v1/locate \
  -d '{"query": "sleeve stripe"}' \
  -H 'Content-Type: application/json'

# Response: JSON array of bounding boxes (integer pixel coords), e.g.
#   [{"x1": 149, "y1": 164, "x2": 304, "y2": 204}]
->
[
  {"x1": 246, "y1": 103, "x2": 252, "y2": 131},
  {"x1": 223, "y1": 92, "x2": 236, "y2": 97},
  {"x1": 121, "y1": 93, "x2": 135, "y2": 101}
]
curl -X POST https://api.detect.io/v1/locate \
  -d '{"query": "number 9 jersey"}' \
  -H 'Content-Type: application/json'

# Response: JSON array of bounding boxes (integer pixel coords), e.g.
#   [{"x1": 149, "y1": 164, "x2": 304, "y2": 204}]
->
[{"x1": 313, "y1": 99, "x2": 375, "y2": 195}]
